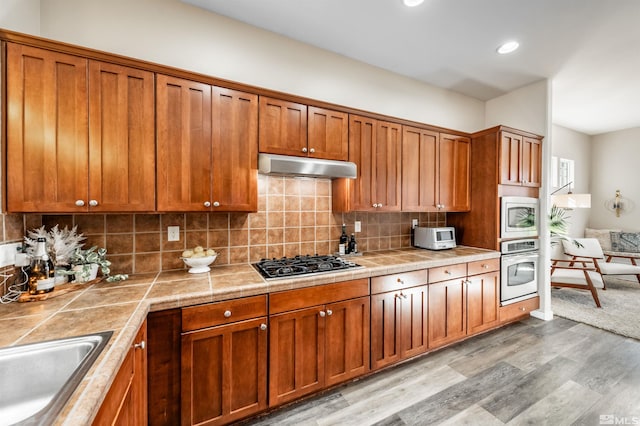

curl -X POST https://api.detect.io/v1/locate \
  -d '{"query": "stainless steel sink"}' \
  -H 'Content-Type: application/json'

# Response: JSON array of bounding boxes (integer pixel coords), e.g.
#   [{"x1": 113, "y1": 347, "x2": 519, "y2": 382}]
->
[{"x1": 0, "y1": 330, "x2": 113, "y2": 426}]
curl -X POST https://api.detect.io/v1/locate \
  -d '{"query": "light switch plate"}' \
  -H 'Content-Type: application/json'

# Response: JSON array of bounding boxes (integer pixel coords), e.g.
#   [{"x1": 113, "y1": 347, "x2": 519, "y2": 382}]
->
[
  {"x1": 354, "y1": 221, "x2": 361, "y2": 233},
  {"x1": 412, "y1": 219, "x2": 419, "y2": 228},
  {"x1": 167, "y1": 226, "x2": 180, "y2": 242}
]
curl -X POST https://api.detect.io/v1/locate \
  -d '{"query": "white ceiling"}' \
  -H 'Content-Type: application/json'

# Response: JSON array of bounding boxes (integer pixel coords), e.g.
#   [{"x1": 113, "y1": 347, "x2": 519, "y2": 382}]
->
[{"x1": 182, "y1": 0, "x2": 640, "y2": 136}]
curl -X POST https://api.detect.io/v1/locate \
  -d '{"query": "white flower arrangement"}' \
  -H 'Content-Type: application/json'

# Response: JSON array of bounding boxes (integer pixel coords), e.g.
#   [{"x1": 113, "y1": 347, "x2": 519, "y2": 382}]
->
[{"x1": 24, "y1": 225, "x2": 86, "y2": 266}]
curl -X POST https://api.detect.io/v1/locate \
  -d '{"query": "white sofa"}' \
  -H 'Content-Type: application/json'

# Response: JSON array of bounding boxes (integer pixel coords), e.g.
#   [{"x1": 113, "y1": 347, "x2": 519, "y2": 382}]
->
[{"x1": 584, "y1": 228, "x2": 640, "y2": 282}]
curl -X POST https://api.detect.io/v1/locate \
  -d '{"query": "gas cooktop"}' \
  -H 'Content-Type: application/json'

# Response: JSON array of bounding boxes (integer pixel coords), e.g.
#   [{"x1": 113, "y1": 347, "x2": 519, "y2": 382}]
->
[{"x1": 253, "y1": 254, "x2": 361, "y2": 280}]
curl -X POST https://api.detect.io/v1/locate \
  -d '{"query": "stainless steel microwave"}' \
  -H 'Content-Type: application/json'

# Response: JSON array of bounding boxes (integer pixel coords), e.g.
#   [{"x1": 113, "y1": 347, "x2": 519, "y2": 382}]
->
[
  {"x1": 413, "y1": 227, "x2": 456, "y2": 250},
  {"x1": 500, "y1": 196, "x2": 539, "y2": 239}
]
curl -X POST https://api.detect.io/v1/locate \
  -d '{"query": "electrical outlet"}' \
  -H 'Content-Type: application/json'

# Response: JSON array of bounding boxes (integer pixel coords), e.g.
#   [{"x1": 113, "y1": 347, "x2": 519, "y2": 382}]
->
[
  {"x1": 354, "y1": 221, "x2": 361, "y2": 233},
  {"x1": 412, "y1": 219, "x2": 419, "y2": 229},
  {"x1": 0, "y1": 242, "x2": 22, "y2": 268},
  {"x1": 167, "y1": 226, "x2": 180, "y2": 242}
]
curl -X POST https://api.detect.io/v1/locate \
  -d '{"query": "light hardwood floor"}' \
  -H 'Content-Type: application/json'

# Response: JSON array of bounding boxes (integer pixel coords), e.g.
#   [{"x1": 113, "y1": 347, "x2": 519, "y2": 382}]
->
[{"x1": 243, "y1": 317, "x2": 640, "y2": 426}]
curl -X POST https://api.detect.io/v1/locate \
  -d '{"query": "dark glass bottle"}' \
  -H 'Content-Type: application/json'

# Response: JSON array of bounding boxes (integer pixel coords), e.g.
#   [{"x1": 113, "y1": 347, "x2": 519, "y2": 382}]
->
[
  {"x1": 348, "y1": 233, "x2": 357, "y2": 254},
  {"x1": 339, "y1": 224, "x2": 348, "y2": 255},
  {"x1": 28, "y1": 237, "x2": 55, "y2": 295}
]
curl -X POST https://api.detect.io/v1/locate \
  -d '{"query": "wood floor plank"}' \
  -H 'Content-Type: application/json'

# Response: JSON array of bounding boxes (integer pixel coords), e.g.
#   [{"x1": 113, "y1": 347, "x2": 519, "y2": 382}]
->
[{"x1": 438, "y1": 404, "x2": 504, "y2": 426}]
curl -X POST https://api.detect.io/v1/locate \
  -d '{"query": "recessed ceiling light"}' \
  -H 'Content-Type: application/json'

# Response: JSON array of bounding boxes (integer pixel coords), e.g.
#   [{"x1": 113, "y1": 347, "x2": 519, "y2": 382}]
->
[
  {"x1": 403, "y1": 0, "x2": 425, "y2": 7},
  {"x1": 497, "y1": 41, "x2": 519, "y2": 54}
]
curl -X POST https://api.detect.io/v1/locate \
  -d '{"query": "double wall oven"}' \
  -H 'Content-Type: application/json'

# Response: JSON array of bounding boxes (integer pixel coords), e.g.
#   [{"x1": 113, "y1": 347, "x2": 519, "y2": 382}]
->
[{"x1": 500, "y1": 196, "x2": 540, "y2": 305}]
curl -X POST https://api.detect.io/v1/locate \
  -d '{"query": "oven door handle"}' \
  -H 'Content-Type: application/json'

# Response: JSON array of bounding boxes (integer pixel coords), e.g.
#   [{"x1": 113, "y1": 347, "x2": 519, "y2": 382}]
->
[{"x1": 502, "y1": 252, "x2": 539, "y2": 261}]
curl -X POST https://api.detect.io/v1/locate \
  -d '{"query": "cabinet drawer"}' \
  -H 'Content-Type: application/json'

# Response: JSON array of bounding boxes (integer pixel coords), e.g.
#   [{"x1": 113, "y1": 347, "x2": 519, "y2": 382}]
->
[
  {"x1": 269, "y1": 279, "x2": 369, "y2": 315},
  {"x1": 467, "y1": 258, "x2": 500, "y2": 276},
  {"x1": 182, "y1": 295, "x2": 267, "y2": 332},
  {"x1": 371, "y1": 270, "x2": 427, "y2": 294},
  {"x1": 428, "y1": 263, "x2": 467, "y2": 283},
  {"x1": 500, "y1": 296, "x2": 539, "y2": 324}
]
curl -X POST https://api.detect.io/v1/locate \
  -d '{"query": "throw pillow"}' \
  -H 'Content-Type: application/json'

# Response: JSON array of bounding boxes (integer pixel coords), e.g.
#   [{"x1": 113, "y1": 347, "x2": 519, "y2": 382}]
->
[
  {"x1": 585, "y1": 228, "x2": 620, "y2": 251},
  {"x1": 610, "y1": 231, "x2": 640, "y2": 253}
]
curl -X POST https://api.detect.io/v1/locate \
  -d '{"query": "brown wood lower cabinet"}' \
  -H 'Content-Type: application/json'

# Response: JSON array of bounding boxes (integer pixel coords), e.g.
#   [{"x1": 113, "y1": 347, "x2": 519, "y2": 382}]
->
[
  {"x1": 180, "y1": 296, "x2": 268, "y2": 426},
  {"x1": 467, "y1": 266, "x2": 500, "y2": 334},
  {"x1": 93, "y1": 320, "x2": 147, "y2": 426},
  {"x1": 268, "y1": 280, "x2": 370, "y2": 407},
  {"x1": 428, "y1": 278, "x2": 467, "y2": 348}
]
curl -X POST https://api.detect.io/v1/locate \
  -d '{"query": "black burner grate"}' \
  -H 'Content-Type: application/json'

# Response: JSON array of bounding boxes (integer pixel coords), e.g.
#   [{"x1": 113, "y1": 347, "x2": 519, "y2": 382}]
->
[{"x1": 253, "y1": 255, "x2": 360, "y2": 279}]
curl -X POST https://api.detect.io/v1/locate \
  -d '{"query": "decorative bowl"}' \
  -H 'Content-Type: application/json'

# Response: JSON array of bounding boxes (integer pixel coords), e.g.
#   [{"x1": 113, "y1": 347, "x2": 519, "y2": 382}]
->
[{"x1": 181, "y1": 255, "x2": 217, "y2": 274}]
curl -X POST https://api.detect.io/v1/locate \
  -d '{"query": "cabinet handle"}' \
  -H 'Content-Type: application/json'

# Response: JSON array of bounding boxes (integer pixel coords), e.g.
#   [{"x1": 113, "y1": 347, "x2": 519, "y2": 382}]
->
[
  {"x1": 224, "y1": 310, "x2": 232, "y2": 318},
  {"x1": 204, "y1": 201, "x2": 211, "y2": 207},
  {"x1": 444, "y1": 270, "x2": 451, "y2": 275},
  {"x1": 396, "y1": 278, "x2": 404, "y2": 284},
  {"x1": 260, "y1": 323, "x2": 267, "y2": 331},
  {"x1": 89, "y1": 199, "x2": 98, "y2": 207},
  {"x1": 213, "y1": 201, "x2": 220, "y2": 207},
  {"x1": 75, "y1": 200, "x2": 85, "y2": 207},
  {"x1": 133, "y1": 341, "x2": 146, "y2": 350},
  {"x1": 396, "y1": 292, "x2": 407, "y2": 299},
  {"x1": 319, "y1": 310, "x2": 326, "y2": 317},
  {"x1": 302, "y1": 147, "x2": 308, "y2": 153},
  {"x1": 309, "y1": 148, "x2": 315, "y2": 154}
]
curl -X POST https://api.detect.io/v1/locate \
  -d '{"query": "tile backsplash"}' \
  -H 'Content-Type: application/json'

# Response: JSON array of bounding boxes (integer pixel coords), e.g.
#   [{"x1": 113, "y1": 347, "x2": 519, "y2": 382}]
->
[{"x1": 0, "y1": 175, "x2": 445, "y2": 275}]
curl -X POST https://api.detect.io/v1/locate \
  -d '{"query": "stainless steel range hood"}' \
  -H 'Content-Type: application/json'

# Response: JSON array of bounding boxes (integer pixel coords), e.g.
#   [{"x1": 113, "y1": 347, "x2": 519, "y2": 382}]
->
[{"x1": 258, "y1": 153, "x2": 357, "y2": 179}]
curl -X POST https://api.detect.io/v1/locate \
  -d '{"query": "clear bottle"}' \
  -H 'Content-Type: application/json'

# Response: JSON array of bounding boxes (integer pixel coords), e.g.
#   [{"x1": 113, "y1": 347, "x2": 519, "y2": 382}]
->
[
  {"x1": 348, "y1": 233, "x2": 358, "y2": 254},
  {"x1": 28, "y1": 237, "x2": 55, "y2": 295},
  {"x1": 339, "y1": 224, "x2": 348, "y2": 255}
]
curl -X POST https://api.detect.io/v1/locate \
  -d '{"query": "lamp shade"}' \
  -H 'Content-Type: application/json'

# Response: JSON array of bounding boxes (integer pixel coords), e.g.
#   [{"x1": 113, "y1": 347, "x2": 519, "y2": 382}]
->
[{"x1": 551, "y1": 193, "x2": 591, "y2": 209}]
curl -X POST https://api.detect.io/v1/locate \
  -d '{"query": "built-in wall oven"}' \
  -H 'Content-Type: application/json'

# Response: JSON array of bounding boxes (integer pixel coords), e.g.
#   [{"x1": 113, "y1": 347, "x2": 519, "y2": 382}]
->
[{"x1": 501, "y1": 238, "x2": 539, "y2": 305}]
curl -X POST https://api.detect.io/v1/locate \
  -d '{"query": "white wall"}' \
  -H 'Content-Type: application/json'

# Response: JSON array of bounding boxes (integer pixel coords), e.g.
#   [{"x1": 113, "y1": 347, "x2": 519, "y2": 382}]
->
[
  {"x1": 550, "y1": 124, "x2": 591, "y2": 237},
  {"x1": 0, "y1": 0, "x2": 40, "y2": 34},
  {"x1": 34, "y1": 0, "x2": 485, "y2": 132},
  {"x1": 590, "y1": 127, "x2": 640, "y2": 231},
  {"x1": 485, "y1": 79, "x2": 549, "y2": 137}
]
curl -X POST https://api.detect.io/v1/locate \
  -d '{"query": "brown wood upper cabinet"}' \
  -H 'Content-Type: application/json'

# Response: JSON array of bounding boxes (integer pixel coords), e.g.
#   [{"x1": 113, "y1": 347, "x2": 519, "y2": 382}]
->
[
  {"x1": 6, "y1": 43, "x2": 155, "y2": 212},
  {"x1": 332, "y1": 115, "x2": 402, "y2": 212},
  {"x1": 157, "y1": 76, "x2": 258, "y2": 212},
  {"x1": 258, "y1": 97, "x2": 348, "y2": 161},
  {"x1": 401, "y1": 126, "x2": 470, "y2": 212},
  {"x1": 500, "y1": 131, "x2": 542, "y2": 187}
]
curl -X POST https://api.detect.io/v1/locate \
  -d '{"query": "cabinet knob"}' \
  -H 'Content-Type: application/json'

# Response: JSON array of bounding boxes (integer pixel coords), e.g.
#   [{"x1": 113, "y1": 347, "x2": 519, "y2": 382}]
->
[
  {"x1": 444, "y1": 270, "x2": 451, "y2": 275},
  {"x1": 260, "y1": 323, "x2": 267, "y2": 331},
  {"x1": 397, "y1": 278, "x2": 403, "y2": 284},
  {"x1": 204, "y1": 201, "x2": 211, "y2": 207},
  {"x1": 75, "y1": 200, "x2": 85, "y2": 207},
  {"x1": 482, "y1": 264, "x2": 489, "y2": 269},
  {"x1": 319, "y1": 310, "x2": 326, "y2": 317},
  {"x1": 326, "y1": 309, "x2": 333, "y2": 316},
  {"x1": 372, "y1": 203, "x2": 378, "y2": 208},
  {"x1": 520, "y1": 307, "x2": 526, "y2": 311},
  {"x1": 302, "y1": 147, "x2": 308, "y2": 153},
  {"x1": 309, "y1": 148, "x2": 315, "y2": 154},
  {"x1": 89, "y1": 199, "x2": 98, "y2": 207},
  {"x1": 213, "y1": 201, "x2": 220, "y2": 207},
  {"x1": 378, "y1": 203, "x2": 383, "y2": 208},
  {"x1": 133, "y1": 341, "x2": 146, "y2": 350},
  {"x1": 224, "y1": 310, "x2": 232, "y2": 318}
]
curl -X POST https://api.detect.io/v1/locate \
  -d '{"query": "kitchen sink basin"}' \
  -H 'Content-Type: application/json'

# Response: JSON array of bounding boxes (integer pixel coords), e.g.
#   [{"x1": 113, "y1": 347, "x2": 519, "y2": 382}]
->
[{"x1": 0, "y1": 330, "x2": 113, "y2": 426}]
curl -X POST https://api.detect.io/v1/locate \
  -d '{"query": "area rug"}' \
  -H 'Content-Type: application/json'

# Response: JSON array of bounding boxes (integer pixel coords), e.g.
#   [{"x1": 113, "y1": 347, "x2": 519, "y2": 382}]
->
[{"x1": 551, "y1": 276, "x2": 640, "y2": 340}]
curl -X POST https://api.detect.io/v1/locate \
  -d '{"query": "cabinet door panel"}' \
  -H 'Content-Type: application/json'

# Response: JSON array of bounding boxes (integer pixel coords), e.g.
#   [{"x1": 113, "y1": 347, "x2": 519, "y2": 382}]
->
[
  {"x1": 269, "y1": 307, "x2": 324, "y2": 407},
  {"x1": 7, "y1": 43, "x2": 88, "y2": 212},
  {"x1": 325, "y1": 296, "x2": 370, "y2": 386},
  {"x1": 348, "y1": 115, "x2": 376, "y2": 211},
  {"x1": 439, "y1": 134, "x2": 470, "y2": 212},
  {"x1": 181, "y1": 317, "x2": 267, "y2": 426},
  {"x1": 212, "y1": 87, "x2": 258, "y2": 211},
  {"x1": 521, "y1": 136, "x2": 542, "y2": 187},
  {"x1": 89, "y1": 61, "x2": 155, "y2": 211},
  {"x1": 500, "y1": 132, "x2": 523, "y2": 185},
  {"x1": 156, "y1": 75, "x2": 212, "y2": 211},
  {"x1": 370, "y1": 292, "x2": 402, "y2": 370},
  {"x1": 258, "y1": 97, "x2": 307, "y2": 156},
  {"x1": 402, "y1": 126, "x2": 438, "y2": 211},
  {"x1": 375, "y1": 121, "x2": 402, "y2": 211},
  {"x1": 428, "y1": 279, "x2": 466, "y2": 348},
  {"x1": 308, "y1": 107, "x2": 348, "y2": 161},
  {"x1": 467, "y1": 271, "x2": 500, "y2": 334},
  {"x1": 401, "y1": 286, "x2": 429, "y2": 359}
]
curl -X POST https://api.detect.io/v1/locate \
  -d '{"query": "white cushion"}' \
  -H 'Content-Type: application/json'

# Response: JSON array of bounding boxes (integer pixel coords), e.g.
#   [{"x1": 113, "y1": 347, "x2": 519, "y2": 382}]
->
[
  {"x1": 551, "y1": 268, "x2": 605, "y2": 288},
  {"x1": 599, "y1": 262, "x2": 640, "y2": 275},
  {"x1": 585, "y1": 228, "x2": 620, "y2": 251},
  {"x1": 562, "y1": 238, "x2": 605, "y2": 259}
]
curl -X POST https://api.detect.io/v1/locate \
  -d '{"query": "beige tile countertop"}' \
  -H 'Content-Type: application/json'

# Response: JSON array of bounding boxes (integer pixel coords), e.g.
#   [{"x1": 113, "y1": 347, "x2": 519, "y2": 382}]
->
[{"x1": 0, "y1": 246, "x2": 498, "y2": 425}]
